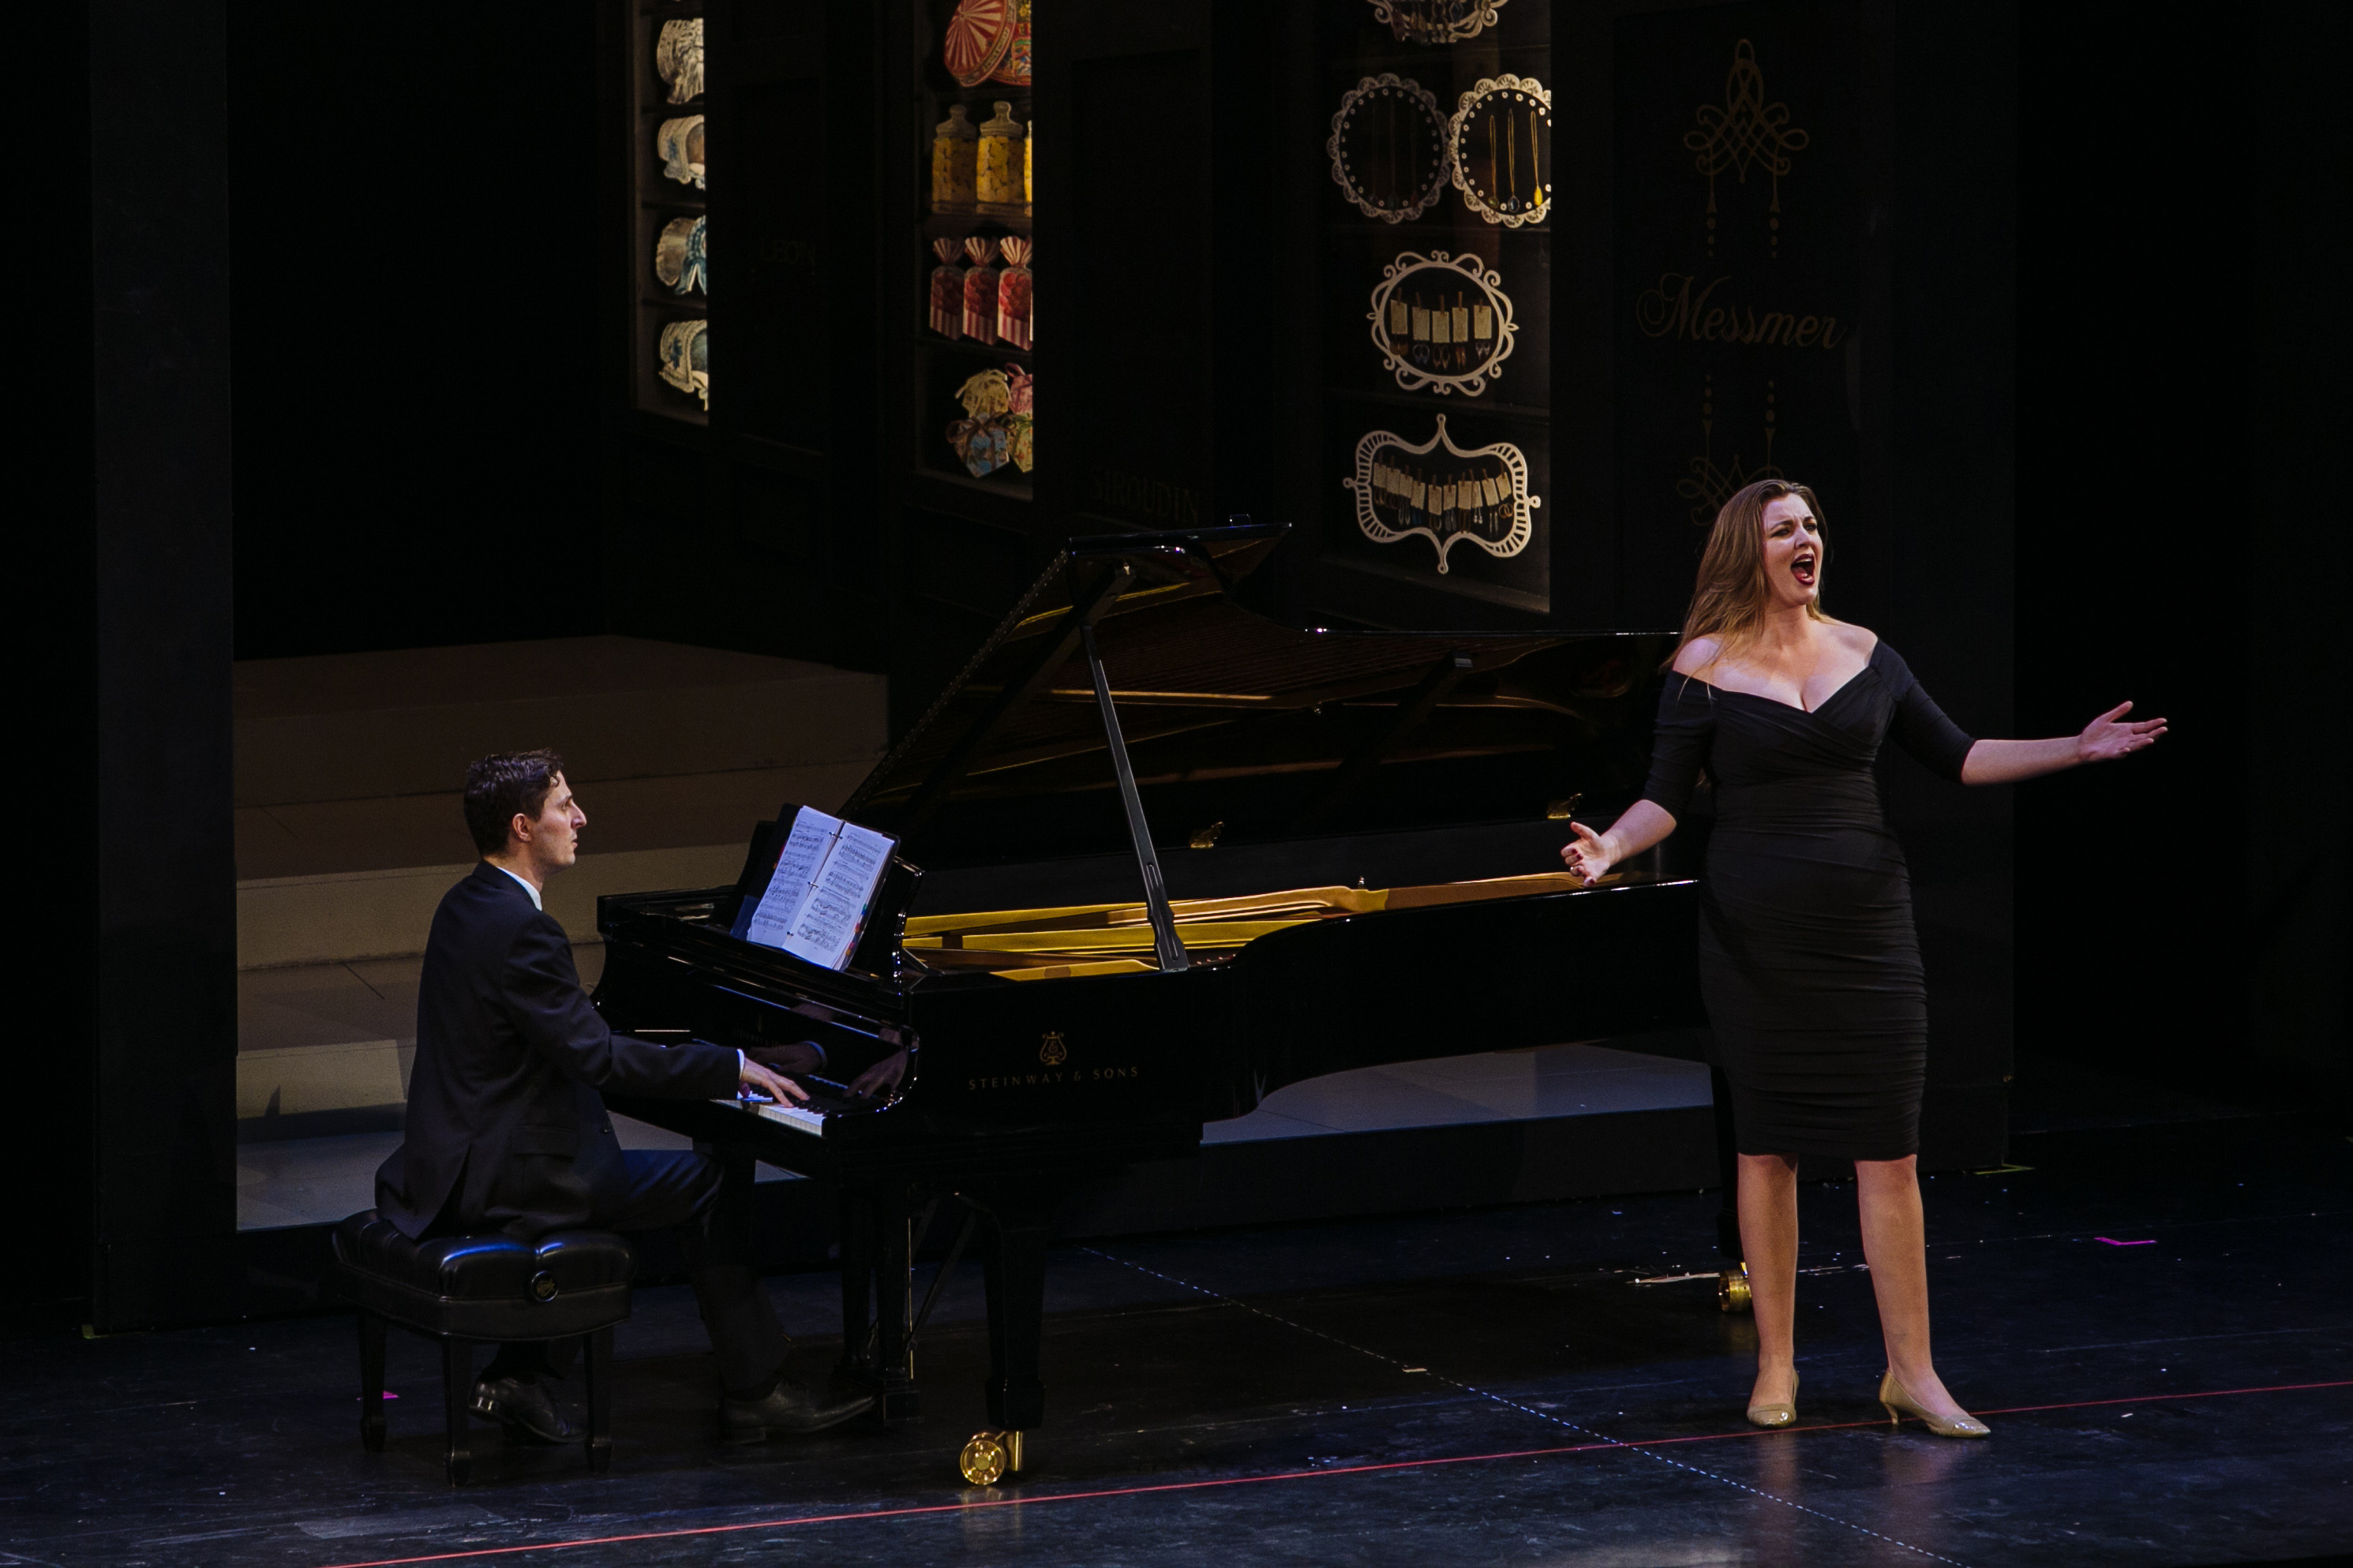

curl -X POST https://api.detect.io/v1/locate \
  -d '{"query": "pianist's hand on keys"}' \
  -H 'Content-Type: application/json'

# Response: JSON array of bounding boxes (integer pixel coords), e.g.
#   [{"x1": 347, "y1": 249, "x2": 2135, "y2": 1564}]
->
[{"x1": 739, "y1": 1058, "x2": 808, "y2": 1104}]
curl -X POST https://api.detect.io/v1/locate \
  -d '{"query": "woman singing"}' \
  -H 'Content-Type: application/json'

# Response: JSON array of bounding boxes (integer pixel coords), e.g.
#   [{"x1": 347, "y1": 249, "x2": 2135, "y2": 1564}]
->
[{"x1": 1561, "y1": 479, "x2": 2164, "y2": 1437}]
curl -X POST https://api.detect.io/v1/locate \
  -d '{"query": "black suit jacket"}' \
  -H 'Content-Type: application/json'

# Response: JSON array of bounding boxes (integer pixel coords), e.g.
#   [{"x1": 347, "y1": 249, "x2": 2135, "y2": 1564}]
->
[{"x1": 374, "y1": 861, "x2": 738, "y2": 1239}]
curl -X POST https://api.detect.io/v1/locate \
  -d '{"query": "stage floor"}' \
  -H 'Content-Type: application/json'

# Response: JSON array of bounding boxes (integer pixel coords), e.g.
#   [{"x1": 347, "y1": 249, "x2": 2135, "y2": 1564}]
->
[{"x1": 9, "y1": 1088, "x2": 2347, "y2": 1567}]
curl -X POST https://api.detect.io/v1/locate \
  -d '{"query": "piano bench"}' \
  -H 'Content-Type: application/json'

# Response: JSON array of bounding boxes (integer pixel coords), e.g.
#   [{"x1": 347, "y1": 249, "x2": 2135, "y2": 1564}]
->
[{"x1": 332, "y1": 1209, "x2": 634, "y2": 1484}]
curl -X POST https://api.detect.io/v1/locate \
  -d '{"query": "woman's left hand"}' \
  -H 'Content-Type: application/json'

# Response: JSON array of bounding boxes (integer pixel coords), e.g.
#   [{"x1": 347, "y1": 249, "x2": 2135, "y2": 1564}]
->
[
  {"x1": 2077, "y1": 701, "x2": 2168, "y2": 763},
  {"x1": 1560, "y1": 821, "x2": 1615, "y2": 884}
]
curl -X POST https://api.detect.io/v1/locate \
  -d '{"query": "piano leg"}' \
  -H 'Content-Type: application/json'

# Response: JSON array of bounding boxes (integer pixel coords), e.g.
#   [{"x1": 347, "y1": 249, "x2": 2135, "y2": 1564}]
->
[
  {"x1": 837, "y1": 1188, "x2": 876, "y2": 1390},
  {"x1": 980, "y1": 1193, "x2": 1049, "y2": 1446},
  {"x1": 873, "y1": 1185, "x2": 923, "y2": 1424},
  {"x1": 1709, "y1": 1063, "x2": 1752, "y2": 1314},
  {"x1": 957, "y1": 1190, "x2": 1049, "y2": 1487},
  {"x1": 838, "y1": 1184, "x2": 924, "y2": 1425}
]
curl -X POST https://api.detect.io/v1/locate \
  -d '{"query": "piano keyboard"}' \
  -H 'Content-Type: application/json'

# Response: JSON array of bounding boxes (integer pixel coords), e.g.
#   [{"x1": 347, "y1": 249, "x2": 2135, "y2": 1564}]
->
[{"x1": 718, "y1": 1095, "x2": 827, "y2": 1137}]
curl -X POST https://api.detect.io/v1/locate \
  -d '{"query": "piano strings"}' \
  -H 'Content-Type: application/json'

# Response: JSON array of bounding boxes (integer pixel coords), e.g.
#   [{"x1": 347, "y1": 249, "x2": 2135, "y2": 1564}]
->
[{"x1": 900, "y1": 870, "x2": 1613, "y2": 972}]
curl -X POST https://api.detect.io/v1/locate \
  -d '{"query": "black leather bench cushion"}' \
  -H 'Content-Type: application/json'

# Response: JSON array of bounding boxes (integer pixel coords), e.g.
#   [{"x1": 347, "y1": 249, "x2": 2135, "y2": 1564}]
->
[{"x1": 334, "y1": 1211, "x2": 634, "y2": 1340}]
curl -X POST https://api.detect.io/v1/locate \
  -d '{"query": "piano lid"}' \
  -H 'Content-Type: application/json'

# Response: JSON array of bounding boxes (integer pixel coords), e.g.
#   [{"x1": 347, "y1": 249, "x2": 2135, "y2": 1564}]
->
[{"x1": 841, "y1": 525, "x2": 1672, "y2": 863}]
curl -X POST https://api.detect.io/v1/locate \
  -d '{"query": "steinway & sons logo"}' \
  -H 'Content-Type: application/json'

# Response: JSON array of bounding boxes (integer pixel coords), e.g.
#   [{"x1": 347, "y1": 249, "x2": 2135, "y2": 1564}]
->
[{"x1": 964, "y1": 1029, "x2": 1141, "y2": 1092}]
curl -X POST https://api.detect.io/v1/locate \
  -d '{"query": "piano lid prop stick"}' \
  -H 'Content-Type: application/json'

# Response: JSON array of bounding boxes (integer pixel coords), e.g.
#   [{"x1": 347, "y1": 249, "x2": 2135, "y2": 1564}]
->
[{"x1": 1080, "y1": 621, "x2": 1190, "y2": 972}]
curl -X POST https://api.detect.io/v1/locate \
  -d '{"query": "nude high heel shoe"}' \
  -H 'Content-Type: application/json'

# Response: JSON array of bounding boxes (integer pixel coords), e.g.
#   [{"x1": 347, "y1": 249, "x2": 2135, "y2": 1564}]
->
[
  {"x1": 1878, "y1": 1369, "x2": 1989, "y2": 1438},
  {"x1": 1745, "y1": 1368, "x2": 1799, "y2": 1429}
]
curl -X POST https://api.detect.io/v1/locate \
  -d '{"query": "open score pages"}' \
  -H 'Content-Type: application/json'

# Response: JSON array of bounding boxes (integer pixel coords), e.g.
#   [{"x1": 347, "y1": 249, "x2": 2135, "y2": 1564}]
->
[{"x1": 743, "y1": 806, "x2": 897, "y2": 970}]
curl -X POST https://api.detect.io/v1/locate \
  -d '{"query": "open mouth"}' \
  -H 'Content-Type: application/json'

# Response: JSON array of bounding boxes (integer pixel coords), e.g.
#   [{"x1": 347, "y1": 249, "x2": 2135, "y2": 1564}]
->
[{"x1": 1791, "y1": 552, "x2": 1817, "y2": 588}]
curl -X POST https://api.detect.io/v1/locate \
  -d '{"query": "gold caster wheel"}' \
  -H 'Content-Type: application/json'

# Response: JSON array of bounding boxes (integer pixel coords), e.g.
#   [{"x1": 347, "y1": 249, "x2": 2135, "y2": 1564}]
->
[
  {"x1": 1718, "y1": 1263, "x2": 1752, "y2": 1314},
  {"x1": 958, "y1": 1428, "x2": 1024, "y2": 1485}
]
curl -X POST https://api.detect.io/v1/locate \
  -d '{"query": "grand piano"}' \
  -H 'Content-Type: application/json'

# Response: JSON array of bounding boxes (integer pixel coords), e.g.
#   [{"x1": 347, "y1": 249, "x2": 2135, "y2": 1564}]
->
[{"x1": 592, "y1": 523, "x2": 1736, "y2": 1484}]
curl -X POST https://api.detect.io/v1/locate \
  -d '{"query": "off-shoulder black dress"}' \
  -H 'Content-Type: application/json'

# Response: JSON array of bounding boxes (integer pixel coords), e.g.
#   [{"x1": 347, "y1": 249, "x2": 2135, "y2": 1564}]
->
[{"x1": 1639, "y1": 640, "x2": 1975, "y2": 1160}]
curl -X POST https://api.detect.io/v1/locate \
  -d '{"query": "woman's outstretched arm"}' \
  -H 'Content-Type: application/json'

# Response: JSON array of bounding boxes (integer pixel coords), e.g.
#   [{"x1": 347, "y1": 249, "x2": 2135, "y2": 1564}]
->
[
  {"x1": 1959, "y1": 701, "x2": 2168, "y2": 785},
  {"x1": 1569, "y1": 661, "x2": 1714, "y2": 880},
  {"x1": 1561, "y1": 800, "x2": 1677, "y2": 882}
]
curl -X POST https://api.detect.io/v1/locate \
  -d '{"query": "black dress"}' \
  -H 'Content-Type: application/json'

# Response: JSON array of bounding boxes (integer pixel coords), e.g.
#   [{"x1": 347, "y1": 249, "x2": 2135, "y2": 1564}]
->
[{"x1": 1639, "y1": 640, "x2": 1975, "y2": 1161}]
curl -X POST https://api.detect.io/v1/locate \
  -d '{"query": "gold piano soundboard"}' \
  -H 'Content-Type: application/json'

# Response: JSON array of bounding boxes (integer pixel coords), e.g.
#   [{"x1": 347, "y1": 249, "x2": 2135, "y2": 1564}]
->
[{"x1": 903, "y1": 868, "x2": 1620, "y2": 981}]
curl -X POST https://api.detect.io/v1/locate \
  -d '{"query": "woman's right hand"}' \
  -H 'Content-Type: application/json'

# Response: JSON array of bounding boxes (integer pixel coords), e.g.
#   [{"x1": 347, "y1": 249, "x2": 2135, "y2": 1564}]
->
[{"x1": 1561, "y1": 821, "x2": 1615, "y2": 884}]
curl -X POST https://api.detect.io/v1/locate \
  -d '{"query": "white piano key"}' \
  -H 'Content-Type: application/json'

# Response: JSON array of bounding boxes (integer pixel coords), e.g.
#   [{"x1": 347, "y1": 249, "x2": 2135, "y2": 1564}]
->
[{"x1": 712, "y1": 1097, "x2": 828, "y2": 1137}]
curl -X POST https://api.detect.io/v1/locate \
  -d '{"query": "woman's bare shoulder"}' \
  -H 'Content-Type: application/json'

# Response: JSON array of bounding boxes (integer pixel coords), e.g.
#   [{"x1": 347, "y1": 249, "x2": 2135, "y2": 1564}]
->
[
  {"x1": 1670, "y1": 635, "x2": 1723, "y2": 675},
  {"x1": 1824, "y1": 620, "x2": 1880, "y2": 657}
]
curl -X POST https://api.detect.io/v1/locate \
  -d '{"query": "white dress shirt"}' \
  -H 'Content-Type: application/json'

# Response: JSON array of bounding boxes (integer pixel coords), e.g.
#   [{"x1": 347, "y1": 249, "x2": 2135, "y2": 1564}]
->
[{"x1": 493, "y1": 863, "x2": 543, "y2": 910}]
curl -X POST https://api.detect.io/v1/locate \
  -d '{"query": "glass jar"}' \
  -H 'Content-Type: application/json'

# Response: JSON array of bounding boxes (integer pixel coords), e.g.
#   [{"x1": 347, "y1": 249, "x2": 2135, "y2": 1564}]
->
[
  {"x1": 931, "y1": 103, "x2": 977, "y2": 212},
  {"x1": 977, "y1": 102, "x2": 1026, "y2": 214}
]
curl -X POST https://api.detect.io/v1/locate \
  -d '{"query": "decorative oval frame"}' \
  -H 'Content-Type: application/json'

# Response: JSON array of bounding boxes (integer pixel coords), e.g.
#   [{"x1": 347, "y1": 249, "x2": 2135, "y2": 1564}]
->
[
  {"x1": 1342, "y1": 414, "x2": 1539, "y2": 574},
  {"x1": 1327, "y1": 75, "x2": 1451, "y2": 223},
  {"x1": 1367, "y1": 250, "x2": 1518, "y2": 397},
  {"x1": 1365, "y1": 0, "x2": 1509, "y2": 44},
  {"x1": 1447, "y1": 74, "x2": 1553, "y2": 227},
  {"x1": 658, "y1": 319, "x2": 708, "y2": 410}
]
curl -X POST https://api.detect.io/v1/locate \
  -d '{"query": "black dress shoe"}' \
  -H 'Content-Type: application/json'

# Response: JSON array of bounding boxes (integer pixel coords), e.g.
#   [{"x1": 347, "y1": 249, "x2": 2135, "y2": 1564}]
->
[
  {"x1": 470, "y1": 1376, "x2": 580, "y2": 1444},
  {"x1": 718, "y1": 1379, "x2": 875, "y2": 1442}
]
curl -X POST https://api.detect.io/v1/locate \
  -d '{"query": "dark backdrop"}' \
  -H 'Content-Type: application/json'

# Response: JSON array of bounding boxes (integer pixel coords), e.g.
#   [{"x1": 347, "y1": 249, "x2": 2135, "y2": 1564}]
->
[
  {"x1": 227, "y1": 5, "x2": 606, "y2": 659},
  {"x1": 2013, "y1": 9, "x2": 2347, "y2": 1115}
]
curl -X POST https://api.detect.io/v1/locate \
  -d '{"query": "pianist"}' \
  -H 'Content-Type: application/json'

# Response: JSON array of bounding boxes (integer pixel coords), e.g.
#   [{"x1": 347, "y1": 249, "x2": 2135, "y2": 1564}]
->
[{"x1": 372, "y1": 749, "x2": 873, "y2": 1445}]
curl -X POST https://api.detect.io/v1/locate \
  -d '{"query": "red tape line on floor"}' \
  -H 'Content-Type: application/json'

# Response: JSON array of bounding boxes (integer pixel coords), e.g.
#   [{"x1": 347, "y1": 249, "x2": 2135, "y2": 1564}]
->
[{"x1": 310, "y1": 1378, "x2": 2353, "y2": 1568}]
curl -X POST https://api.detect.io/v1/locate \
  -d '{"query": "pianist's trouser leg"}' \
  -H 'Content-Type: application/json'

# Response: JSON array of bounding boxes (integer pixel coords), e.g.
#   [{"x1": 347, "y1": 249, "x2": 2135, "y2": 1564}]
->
[{"x1": 481, "y1": 1151, "x2": 789, "y2": 1398}]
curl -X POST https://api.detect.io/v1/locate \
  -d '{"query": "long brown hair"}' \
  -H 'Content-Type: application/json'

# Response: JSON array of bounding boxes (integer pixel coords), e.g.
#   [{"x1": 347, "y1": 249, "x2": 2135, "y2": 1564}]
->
[{"x1": 1670, "y1": 478, "x2": 1832, "y2": 672}]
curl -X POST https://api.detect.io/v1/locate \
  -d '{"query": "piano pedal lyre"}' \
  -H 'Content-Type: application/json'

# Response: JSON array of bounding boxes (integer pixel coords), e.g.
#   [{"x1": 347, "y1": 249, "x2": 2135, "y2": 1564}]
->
[
  {"x1": 958, "y1": 1428, "x2": 1023, "y2": 1485},
  {"x1": 1718, "y1": 1261, "x2": 1753, "y2": 1314}
]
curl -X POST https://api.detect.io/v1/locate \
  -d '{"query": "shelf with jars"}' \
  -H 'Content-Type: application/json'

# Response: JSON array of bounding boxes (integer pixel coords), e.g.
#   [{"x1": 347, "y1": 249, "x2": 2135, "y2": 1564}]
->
[{"x1": 912, "y1": 0, "x2": 1032, "y2": 494}]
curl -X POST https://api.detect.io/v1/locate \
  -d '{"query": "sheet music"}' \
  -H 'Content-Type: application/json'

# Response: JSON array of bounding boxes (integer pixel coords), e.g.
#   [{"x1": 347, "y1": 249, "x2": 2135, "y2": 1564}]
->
[
  {"x1": 740, "y1": 806, "x2": 897, "y2": 971},
  {"x1": 744, "y1": 807, "x2": 840, "y2": 949},
  {"x1": 780, "y1": 821, "x2": 893, "y2": 970}
]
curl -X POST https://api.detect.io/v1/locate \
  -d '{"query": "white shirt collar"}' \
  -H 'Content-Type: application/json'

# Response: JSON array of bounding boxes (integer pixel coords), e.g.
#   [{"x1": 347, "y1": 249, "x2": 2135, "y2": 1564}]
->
[{"x1": 492, "y1": 863, "x2": 543, "y2": 911}]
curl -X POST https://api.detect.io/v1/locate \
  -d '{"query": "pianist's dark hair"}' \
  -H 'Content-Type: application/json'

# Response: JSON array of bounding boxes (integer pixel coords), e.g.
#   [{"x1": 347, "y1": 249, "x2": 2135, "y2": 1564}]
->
[
  {"x1": 463, "y1": 750, "x2": 567, "y2": 855},
  {"x1": 1670, "y1": 477, "x2": 1838, "y2": 674}
]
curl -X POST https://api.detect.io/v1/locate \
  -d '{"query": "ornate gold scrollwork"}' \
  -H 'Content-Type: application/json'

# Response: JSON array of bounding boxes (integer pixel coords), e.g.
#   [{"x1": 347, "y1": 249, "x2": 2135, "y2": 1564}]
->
[
  {"x1": 1365, "y1": 0, "x2": 1508, "y2": 45},
  {"x1": 1684, "y1": 39, "x2": 1808, "y2": 256},
  {"x1": 1327, "y1": 75, "x2": 1451, "y2": 223},
  {"x1": 1343, "y1": 414, "x2": 1538, "y2": 575},
  {"x1": 1446, "y1": 76, "x2": 1550, "y2": 227},
  {"x1": 1367, "y1": 251, "x2": 1518, "y2": 398}
]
